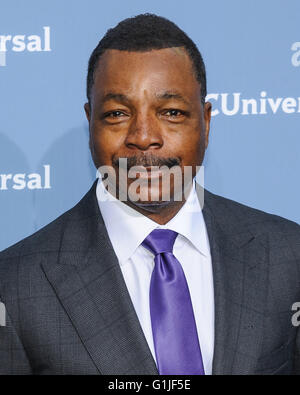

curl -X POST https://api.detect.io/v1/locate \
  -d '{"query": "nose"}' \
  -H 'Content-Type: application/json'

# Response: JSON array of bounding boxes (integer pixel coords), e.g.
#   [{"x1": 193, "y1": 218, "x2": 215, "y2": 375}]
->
[{"x1": 125, "y1": 112, "x2": 163, "y2": 151}]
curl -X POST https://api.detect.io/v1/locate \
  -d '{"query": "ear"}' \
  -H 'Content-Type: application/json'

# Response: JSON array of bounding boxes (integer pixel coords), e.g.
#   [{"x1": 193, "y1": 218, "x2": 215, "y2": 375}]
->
[
  {"x1": 84, "y1": 102, "x2": 93, "y2": 152},
  {"x1": 203, "y1": 101, "x2": 212, "y2": 149},
  {"x1": 84, "y1": 102, "x2": 91, "y2": 122}
]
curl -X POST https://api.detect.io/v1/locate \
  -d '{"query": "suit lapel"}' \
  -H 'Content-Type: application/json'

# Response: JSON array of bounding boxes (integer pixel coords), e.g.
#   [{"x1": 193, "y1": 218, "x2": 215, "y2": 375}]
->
[
  {"x1": 42, "y1": 181, "x2": 158, "y2": 375},
  {"x1": 202, "y1": 189, "x2": 269, "y2": 374}
]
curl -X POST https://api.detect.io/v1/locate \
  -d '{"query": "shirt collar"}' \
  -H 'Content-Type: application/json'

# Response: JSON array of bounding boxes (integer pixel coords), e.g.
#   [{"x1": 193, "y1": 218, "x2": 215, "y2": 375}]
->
[{"x1": 96, "y1": 178, "x2": 210, "y2": 265}]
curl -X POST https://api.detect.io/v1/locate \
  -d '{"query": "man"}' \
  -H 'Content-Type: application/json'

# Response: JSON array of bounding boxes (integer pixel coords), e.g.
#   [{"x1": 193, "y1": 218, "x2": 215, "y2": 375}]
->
[{"x1": 0, "y1": 14, "x2": 299, "y2": 375}]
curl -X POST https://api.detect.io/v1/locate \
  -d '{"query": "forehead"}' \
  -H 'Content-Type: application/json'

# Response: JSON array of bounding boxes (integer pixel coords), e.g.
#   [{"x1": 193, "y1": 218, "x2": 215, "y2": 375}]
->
[{"x1": 92, "y1": 48, "x2": 201, "y2": 101}]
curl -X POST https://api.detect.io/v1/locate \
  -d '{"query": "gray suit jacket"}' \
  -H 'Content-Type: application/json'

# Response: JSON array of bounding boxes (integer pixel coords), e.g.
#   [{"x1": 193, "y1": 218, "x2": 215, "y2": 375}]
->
[{"x1": 0, "y1": 181, "x2": 300, "y2": 375}]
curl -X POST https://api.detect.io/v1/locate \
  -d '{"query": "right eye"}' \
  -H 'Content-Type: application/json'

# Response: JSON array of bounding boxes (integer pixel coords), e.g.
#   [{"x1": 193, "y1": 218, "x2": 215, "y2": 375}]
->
[
  {"x1": 104, "y1": 111, "x2": 126, "y2": 118},
  {"x1": 102, "y1": 110, "x2": 130, "y2": 123}
]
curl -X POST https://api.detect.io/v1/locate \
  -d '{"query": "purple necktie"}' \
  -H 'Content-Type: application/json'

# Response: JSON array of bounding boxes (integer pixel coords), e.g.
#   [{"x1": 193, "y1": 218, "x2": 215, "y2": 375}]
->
[{"x1": 142, "y1": 229, "x2": 205, "y2": 375}]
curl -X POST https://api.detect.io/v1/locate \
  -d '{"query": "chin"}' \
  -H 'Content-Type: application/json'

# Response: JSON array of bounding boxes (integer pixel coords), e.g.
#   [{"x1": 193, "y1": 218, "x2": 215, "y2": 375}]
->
[{"x1": 128, "y1": 199, "x2": 174, "y2": 214}]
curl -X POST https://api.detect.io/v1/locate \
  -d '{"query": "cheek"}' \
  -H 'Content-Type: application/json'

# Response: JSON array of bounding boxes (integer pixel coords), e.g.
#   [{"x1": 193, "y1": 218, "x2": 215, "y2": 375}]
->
[
  {"x1": 90, "y1": 129, "x2": 124, "y2": 165},
  {"x1": 165, "y1": 128, "x2": 203, "y2": 165},
  {"x1": 181, "y1": 144, "x2": 203, "y2": 166}
]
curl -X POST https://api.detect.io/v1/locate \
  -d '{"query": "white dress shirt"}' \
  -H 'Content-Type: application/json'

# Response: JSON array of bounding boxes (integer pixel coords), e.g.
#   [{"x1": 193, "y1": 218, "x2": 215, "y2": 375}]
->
[{"x1": 96, "y1": 178, "x2": 215, "y2": 374}]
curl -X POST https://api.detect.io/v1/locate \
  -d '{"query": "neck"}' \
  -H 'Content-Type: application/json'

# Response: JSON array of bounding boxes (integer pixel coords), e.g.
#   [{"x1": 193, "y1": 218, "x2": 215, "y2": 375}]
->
[
  {"x1": 124, "y1": 198, "x2": 188, "y2": 225},
  {"x1": 123, "y1": 181, "x2": 194, "y2": 224},
  {"x1": 99, "y1": 179, "x2": 194, "y2": 225}
]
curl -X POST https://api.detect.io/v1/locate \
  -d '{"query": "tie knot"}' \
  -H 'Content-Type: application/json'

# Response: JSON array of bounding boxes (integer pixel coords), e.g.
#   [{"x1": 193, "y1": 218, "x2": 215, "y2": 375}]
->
[{"x1": 142, "y1": 229, "x2": 178, "y2": 255}]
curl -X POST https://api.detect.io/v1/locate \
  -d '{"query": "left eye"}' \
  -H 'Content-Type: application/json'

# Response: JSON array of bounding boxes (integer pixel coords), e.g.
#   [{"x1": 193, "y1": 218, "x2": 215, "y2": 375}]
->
[{"x1": 165, "y1": 109, "x2": 183, "y2": 117}]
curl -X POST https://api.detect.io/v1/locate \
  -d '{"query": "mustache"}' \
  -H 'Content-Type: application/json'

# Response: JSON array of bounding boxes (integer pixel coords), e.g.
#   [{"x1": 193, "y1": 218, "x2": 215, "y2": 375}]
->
[{"x1": 112, "y1": 154, "x2": 181, "y2": 170}]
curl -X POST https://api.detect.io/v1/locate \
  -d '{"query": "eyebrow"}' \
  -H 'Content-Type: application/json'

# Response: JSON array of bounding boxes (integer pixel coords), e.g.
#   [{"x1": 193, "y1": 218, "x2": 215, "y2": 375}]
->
[
  {"x1": 101, "y1": 93, "x2": 130, "y2": 104},
  {"x1": 100, "y1": 91, "x2": 190, "y2": 105},
  {"x1": 156, "y1": 91, "x2": 189, "y2": 105}
]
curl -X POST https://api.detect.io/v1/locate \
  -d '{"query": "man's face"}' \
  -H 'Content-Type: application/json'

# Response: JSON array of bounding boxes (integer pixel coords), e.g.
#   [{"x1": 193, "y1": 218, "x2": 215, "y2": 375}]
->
[{"x1": 84, "y1": 47, "x2": 211, "y2": 210}]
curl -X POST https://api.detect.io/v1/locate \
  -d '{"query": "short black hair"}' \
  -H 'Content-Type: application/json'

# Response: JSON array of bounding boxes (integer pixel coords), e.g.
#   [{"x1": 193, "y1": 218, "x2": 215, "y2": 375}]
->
[{"x1": 86, "y1": 13, "x2": 207, "y2": 105}]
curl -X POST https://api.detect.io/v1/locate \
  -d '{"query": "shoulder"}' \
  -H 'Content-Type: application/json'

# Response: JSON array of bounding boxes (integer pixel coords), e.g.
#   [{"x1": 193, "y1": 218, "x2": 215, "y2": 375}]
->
[
  {"x1": 0, "y1": 181, "x2": 98, "y2": 269},
  {"x1": 204, "y1": 189, "x2": 300, "y2": 253},
  {"x1": 0, "y1": 209, "x2": 73, "y2": 301},
  {"x1": 204, "y1": 189, "x2": 299, "y2": 229},
  {"x1": 0, "y1": 181, "x2": 99, "y2": 303},
  {"x1": 0, "y1": 203, "x2": 80, "y2": 262}
]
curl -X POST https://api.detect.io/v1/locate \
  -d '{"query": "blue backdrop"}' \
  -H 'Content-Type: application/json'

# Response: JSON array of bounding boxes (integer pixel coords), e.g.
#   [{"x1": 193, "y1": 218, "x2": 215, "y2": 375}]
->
[{"x1": 1, "y1": 0, "x2": 299, "y2": 251}]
